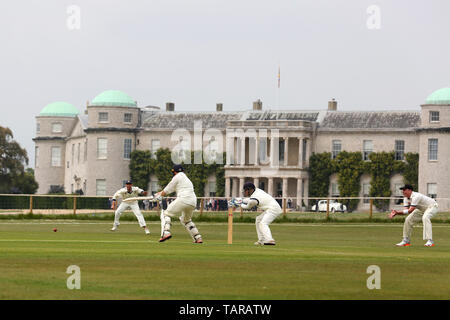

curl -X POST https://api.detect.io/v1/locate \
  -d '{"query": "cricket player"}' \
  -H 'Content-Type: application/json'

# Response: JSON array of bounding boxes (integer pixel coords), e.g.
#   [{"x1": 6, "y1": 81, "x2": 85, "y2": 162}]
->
[
  {"x1": 111, "y1": 180, "x2": 150, "y2": 235},
  {"x1": 154, "y1": 164, "x2": 203, "y2": 243},
  {"x1": 231, "y1": 182, "x2": 282, "y2": 246},
  {"x1": 389, "y1": 184, "x2": 439, "y2": 247}
]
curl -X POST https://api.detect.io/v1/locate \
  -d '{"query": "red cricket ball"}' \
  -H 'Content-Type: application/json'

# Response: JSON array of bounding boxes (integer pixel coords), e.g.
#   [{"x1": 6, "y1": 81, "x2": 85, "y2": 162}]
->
[{"x1": 53, "y1": 228, "x2": 58, "y2": 232}]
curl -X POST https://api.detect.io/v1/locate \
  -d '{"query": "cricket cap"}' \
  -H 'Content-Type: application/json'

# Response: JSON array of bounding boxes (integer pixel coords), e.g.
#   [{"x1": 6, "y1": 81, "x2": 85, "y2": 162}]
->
[
  {"x1": 172, "y1": 164, "x2": 184, "y2": 173},
  {"x1": 243, "y1": 182, "x2": 255, "y2": 190}
]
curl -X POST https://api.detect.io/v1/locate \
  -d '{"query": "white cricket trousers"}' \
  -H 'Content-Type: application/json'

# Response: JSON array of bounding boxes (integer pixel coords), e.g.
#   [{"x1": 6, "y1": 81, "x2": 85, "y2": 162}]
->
[
  {"x1": 255, "y1": 209, "x2": 282, "y2": 242},
  {"x1": 166, "y1": 198, "x2": 196, "y2": 223},
  {"x1": 114, "y1": 202, "x2": 146, "y2": 227},
  {"x1": 403, "y1": 203, "x2": 438, "y2": 240}
]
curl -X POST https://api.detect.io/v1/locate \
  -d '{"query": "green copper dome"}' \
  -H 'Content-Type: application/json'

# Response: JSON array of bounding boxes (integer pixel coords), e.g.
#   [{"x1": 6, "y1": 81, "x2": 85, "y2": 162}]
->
[
  {"x1": 90, "y1": 90, "x2": 137, "y2": 107},
  {"x1": 40, "y1": 101, "x2": 79, "y2": 117},
  {"x1": 425, "y1": 87, "x2": 450, "y2": 105}
]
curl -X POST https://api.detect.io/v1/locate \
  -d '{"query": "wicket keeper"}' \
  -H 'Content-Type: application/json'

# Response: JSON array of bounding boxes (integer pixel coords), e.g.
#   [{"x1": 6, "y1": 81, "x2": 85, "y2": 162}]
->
[{"x1": 232, "y1": 182, "x2": 282, "y2": 246}]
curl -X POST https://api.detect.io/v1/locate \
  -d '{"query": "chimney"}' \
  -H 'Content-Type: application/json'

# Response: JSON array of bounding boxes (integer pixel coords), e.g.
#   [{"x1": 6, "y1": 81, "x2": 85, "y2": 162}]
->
[
  {"x1": 253, "y1": 99, "x2": 262, "y2": 111},
  {"x1": 166, "y1": 102, "x2": 175, "y2": 112},
  {"x1": 216, "y1": 103, "x2": 223, "y2": 112},
  {"x1": 328, "y1": 99, "x2": 337, "y2": 111}
]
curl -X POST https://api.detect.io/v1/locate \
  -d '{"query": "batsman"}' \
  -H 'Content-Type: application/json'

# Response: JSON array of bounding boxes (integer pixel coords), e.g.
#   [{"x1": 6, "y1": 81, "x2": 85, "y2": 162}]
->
[{"x1": 154, "y1": 164, "x2": 203, "y2": 244}]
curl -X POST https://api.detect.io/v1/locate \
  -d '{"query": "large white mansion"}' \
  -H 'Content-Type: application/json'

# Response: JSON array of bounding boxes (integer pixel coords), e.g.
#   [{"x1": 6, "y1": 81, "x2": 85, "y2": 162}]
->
[{"x1": 33, "y1": 88, "x2": 450, "y2": 210}]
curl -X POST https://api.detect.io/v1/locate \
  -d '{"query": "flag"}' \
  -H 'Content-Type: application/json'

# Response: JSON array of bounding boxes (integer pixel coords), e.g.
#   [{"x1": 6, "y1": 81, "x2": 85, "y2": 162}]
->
[{"x1": 277, "y1": 66, "x2": 280, "y2": 88}]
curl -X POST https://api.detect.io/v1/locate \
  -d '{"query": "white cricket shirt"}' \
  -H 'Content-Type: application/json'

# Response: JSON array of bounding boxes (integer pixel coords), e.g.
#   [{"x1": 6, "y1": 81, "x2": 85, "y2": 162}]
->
[
  {"x1": 248, "y1": 188, "x2": 282, "y2": 213},
  {"x1": 113, "y1": 186, "x2": 144, "y2": 204},
  {"x1": 410, "y1": 191, "x2": 437, "y2": 211},
  {"x1": 163, "y1": 172, "x2": 197, "y2": 207}
]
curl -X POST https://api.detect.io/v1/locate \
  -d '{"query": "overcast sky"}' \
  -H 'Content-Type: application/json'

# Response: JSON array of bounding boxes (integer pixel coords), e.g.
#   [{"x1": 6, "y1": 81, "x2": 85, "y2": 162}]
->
[{"x1": 1, "y1": 0, "x2": 449, "y2": 168}]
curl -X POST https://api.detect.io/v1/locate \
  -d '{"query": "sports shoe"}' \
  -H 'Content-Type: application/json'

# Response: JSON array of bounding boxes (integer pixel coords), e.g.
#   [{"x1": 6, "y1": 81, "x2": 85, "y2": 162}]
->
[
  {"x1": 424, "y1": 240, "x2": 435, "y2": 247},
  {"x1": 194, "y1": 237, "x2": 203, "y2": 244},
  {"x1": 254, "y1": 241, "x2": 264, "y2": 246},
  {"x1": 110, "y1": 225, "x2": 118, "y2": 231},
  {"x1": 159, "y1": 233, "x2": 172, "y2": 242},
  {"x1": 264, "y1": 240, "x2": 276, "y2": 246},
  {"x1": 395, "y1": 239, "x2": 410, "y2": 247},
  {"x1": 144, "y1": 229, "x2": 150, "y2": 235}
]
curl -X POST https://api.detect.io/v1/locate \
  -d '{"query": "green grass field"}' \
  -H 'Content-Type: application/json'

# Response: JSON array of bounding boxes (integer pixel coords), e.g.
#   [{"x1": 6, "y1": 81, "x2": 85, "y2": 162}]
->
[{"x1": 1, "y1": 220, "x2": 450, "y2": 300}]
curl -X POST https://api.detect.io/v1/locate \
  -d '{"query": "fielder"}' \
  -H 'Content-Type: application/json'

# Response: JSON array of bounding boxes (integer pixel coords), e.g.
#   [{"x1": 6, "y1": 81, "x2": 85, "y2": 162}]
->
[
  {"x1": 154, "y1": 164, "x2": 203, "y2": 243},
  {"x1": 231, "y1": 182, "x2": 282, "y2": 246},
  {"x1": 110, "y1": 180, "x2": 150, "y2": 235},
  {"x1": 389, "y1": 184, "x2": 439, "y2": 247}
]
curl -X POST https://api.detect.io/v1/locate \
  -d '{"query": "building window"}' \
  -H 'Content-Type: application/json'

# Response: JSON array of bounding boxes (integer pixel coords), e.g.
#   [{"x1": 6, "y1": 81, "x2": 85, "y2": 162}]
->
[
  {"x1": 124, "y1": 138, "x2": 132, "y2": 159},
  {"x1": 77, "y1": 143, "x2": 80, "y2": 163},
  {"x1": 96, "y1": 179, "x2": 106, "y2": 196},
  {"x1": 362, "y1": 183, "x2": 371, "y2": 204},
  {"x1": 98, "y1": 112, "x2": 109, "y2": 123},
  {"x1": 67, "y1": 161, "x2": 69, "y2": 168},
  {"x1": 395, "y1": 140, "x2": 405, "y2": 160},
  {"x1": 97, "y1": 138, "x2": 108, "y2": 159},
  {"x1": 36, "y1": 123, "x2": 40, "y2": 133},
  {"x1": 331, "y1": 182, "x2": 340, "y2": 197},
  {"x1": 35, "y1": 146, "x2": 39, "y2": 168},
  {"x1": 151, "y1": 139, "x2": 160, "y2": 159},
  {"x1": 332, "y1": 140, "x2": 341, "y2": 159},
  {"x1": 124, "y1": 113, "x2": 132, "y2": 123},
  {"x1": 427, "y1": 183, "x2": 437, "y2": 199},
  {"x1": 52, "y1": 123, "x2": 62, "y2": 133},
  {"x1": 278, "y1": 140, "x2": 285, "y2": 163},
  {"x1": 428, "y1": 139, "x2": 438, "y2": 161},
  {"x1": 209, "y1": 181, "x2": 216, "y2": 197},
  {"x1": 429, "y1": 111, "x2": 440, "y2": 123},
  {"x1": 51, "y1": 147, "x2": 61, "y2": 166},
  {"x1": 363, "y1": 140, "x2": 373, "y2": 161}
]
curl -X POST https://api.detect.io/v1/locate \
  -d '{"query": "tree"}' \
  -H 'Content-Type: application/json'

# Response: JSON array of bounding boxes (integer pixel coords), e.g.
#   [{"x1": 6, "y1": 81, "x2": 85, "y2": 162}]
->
[
  {"x1": 0, "y1": 126, "x2": 38, "y2": 194},
  {"x1": 14, "y1": 168, "x2": 39, "y2": 194}
]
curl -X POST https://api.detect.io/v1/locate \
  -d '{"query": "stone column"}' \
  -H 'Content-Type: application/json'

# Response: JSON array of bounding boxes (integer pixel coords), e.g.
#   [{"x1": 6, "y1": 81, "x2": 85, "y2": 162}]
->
[
  {"x1": 303, "y1": 178, "x2": 309, "y2": 207},
  {"x1": 305, "y1": 138, "x2": 310, "y2": 167},
  {"x1": 296, "y1": 178, "x2": 303, "y2": 210},
  {"x1": 282, "y1": 177, "x2": 288, "y2": 198},
  {"x1": 268, "y1": 178, "x2": 274, "y2": 196},
  {"x1": 225, "y1": 177, "x2": 231, "y2": 198},
  {"x1": 232, "y1": 177, "x2": 238, "y2": 197},
  {"x1": 254, "y1": 135, "x2": 259, "y2": 166},
  {"x1": 298, "y1": 137, "x2": 303, "y2": 169},
  {"x1": 254, "y1": 177, "x2": 259, "y2": 189},
  {"x1": 240, "y1": 137, "x2": 246, "y2": 165},
  {"x1": 270, "y1": 136, "x2": 278, "y2": 167},
  {"x1": 239, "y1": 177, "x2": 245, "y2": 197},
  {"x1": 284, "y1": 137, "x2": 289, "y2": 166},
  {"x1": 226, "y1": 135, "x2": 234, "y2": 165}
]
